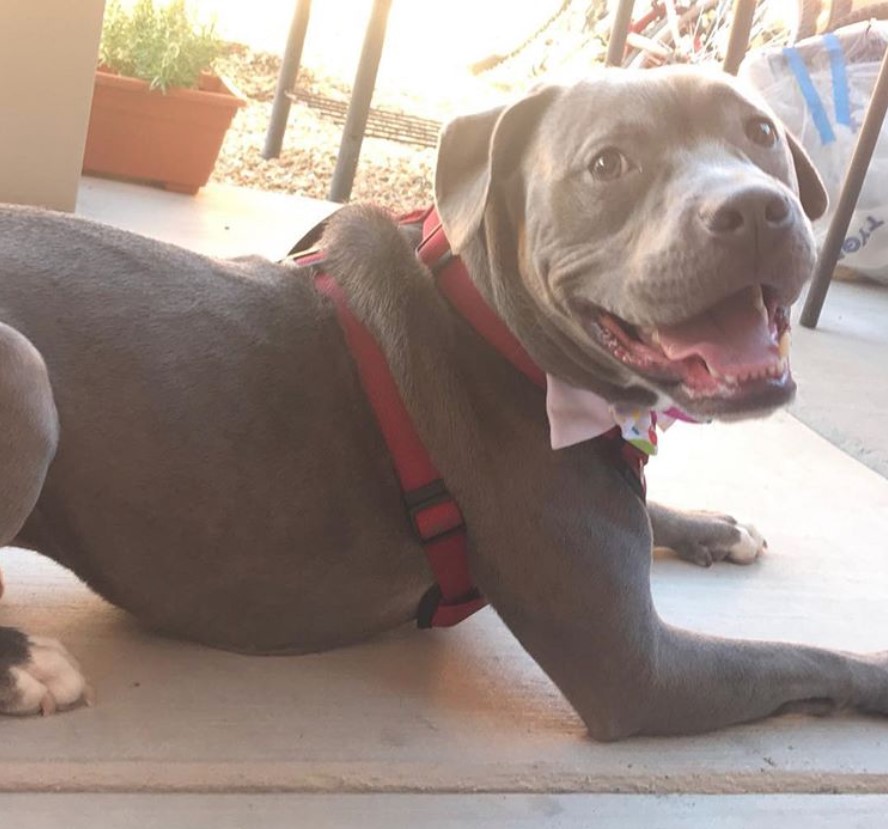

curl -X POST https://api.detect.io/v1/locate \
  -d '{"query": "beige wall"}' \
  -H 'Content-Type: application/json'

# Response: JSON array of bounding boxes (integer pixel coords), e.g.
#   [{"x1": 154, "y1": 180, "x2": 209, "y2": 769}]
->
[{"x1": 1, "y1": 1, "x2": 106, "y2": 212}]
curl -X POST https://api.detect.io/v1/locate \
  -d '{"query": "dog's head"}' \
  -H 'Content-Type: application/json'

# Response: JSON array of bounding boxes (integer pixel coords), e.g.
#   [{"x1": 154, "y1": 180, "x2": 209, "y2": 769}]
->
[{"x1": 435, "y1": 67, "x2": 827, "y2": 420}]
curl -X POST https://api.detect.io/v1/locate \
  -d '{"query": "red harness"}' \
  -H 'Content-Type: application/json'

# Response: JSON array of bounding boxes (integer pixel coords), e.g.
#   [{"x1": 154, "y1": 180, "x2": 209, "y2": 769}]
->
[{"x1": 290, "y1": 207, "x2": 647, "y2": 628}]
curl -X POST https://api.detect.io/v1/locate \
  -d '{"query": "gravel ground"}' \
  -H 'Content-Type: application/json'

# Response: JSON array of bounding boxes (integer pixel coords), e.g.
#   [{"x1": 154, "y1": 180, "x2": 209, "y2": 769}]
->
[
  {"x1": 206, "y1": 0, "x2": 611, "y2": 215},
  {"x1": 211, "y1": 45, "x2": 437, "y2": 214}
]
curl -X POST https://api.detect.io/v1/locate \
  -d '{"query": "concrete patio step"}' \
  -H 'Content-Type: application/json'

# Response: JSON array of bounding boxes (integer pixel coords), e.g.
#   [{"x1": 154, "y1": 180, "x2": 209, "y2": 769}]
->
[{"x1": 2, "y1": 793, "x2": 888, "y2": 829}]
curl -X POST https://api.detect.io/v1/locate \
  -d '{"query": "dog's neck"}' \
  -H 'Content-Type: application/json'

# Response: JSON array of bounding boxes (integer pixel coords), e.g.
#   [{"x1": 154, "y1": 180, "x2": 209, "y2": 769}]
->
[
  {"x1": 427, "y1": 207, "x2": 657, "y2": 411},
  {"x1": 418, "y1": 214, "x2": 544, "y2": 388}
]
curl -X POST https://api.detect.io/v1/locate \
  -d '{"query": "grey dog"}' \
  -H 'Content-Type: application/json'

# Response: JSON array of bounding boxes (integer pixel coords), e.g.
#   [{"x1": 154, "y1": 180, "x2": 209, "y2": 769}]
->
[{"x1": 0, "y1": 66, "x2": 886, "y2": 739}]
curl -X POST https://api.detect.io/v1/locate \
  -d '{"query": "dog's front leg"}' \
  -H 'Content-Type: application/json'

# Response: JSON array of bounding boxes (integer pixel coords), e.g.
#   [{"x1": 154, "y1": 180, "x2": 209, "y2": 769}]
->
[
  {"x1": 473, "y1": 459, "x2": 888, "y2": 740},
  {"x1": 0, "y1": 323, "x2": 89, "y2": 715},
  {"x1": 647, "y1": 502, "x2": 766, "y2": 567}
]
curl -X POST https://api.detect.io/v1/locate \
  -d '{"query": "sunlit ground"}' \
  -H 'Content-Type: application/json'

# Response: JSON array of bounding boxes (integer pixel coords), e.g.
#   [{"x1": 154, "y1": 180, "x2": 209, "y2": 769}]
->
[{"x1": 188, "y1": 0, "x2": 567, "y2": 111}]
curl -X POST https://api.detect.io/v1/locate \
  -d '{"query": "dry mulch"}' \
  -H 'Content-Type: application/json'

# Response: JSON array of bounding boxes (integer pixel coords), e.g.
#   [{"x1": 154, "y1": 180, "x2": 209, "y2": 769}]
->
[
  {"x1": 207, "y1": 2, "x2": 614, "y2": 215},
  {"x1": 211, "y1": 45, "x2": 437, "y2": 215}
]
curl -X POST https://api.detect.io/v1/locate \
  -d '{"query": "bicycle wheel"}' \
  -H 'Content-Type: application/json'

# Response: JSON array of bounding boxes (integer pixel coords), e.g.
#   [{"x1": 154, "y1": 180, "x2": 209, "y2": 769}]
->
[{"x1": 622, "y1": 0, "x2": 823, "y2": 68}]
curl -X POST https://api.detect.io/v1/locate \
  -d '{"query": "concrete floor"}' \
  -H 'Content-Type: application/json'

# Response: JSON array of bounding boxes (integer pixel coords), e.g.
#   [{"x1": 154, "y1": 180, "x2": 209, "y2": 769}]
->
[
  {"x1": 1, "y1": 177, "x2": 887, "y2": 824},
  {"x1": 791, "y1": 278, "x2": 888, "y2": 479},
  {"x1": 76, "y1": 176, "x2": 336, "y2": 260}
]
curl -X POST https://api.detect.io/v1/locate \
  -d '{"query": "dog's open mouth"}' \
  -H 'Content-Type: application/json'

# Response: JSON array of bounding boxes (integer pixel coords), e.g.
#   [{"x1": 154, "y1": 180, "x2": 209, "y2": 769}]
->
[{"x1": 584, "y1": 286, "x2": 793, "y2": 411}]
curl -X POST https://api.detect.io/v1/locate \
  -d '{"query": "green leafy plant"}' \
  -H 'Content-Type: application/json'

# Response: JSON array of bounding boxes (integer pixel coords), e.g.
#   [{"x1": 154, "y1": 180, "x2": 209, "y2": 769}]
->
[{"x1": 99, "y1": 0, "x2": 223, "y2": 92}]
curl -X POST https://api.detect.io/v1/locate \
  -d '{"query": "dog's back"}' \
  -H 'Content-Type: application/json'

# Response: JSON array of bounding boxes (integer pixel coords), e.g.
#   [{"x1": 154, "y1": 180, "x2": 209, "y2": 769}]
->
[{"x1": 0, "y1": 205, "x2": 434, "y2": 652}]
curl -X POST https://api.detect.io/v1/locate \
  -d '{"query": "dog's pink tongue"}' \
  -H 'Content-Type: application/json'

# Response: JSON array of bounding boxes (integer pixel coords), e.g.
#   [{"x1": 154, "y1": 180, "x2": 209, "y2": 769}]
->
[{"x1": 656, "y1": 292, "x2": 778, "y2": 375}]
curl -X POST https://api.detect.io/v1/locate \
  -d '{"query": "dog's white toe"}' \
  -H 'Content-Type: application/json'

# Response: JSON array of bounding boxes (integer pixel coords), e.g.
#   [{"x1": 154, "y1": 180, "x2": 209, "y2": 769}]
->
[
  {"x1": 6, "y1": 636, "x2": 90, "y2": 715},
  {"x1": 726, "y1": 523, "x2": 767, "y2": 564}
]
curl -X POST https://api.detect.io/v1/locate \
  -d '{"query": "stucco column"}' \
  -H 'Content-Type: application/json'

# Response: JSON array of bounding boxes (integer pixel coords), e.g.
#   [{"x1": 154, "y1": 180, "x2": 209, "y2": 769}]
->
[{"x1": 0, "y1": 1, "x2": 106, "y2": 211}]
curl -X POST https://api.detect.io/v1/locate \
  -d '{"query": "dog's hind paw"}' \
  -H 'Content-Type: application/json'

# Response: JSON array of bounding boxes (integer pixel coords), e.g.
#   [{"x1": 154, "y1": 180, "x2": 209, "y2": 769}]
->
[{"x1": 0, "y1": 630, "x2": 91, "y2": 716}]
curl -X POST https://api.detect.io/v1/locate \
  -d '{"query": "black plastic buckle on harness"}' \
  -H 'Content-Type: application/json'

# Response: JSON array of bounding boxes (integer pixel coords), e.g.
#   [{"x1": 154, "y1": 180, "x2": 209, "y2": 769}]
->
[
  {"x1": 416, "y1": 584, "x2": 446, "y2": 629},
  {"x1": 405, "y1": 479, "x2": 475, "y2": 629},
  {"x1": 403, "y1": 478, "x2": 465, "y2": 544},
  {"x1": 415, "y1": 582, "x2": 483, "y2": 629}
]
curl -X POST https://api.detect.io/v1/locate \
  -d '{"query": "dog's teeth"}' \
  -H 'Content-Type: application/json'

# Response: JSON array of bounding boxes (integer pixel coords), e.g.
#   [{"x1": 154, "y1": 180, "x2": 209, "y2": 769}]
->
[
  {"x1": 763, "y1": 358, "x2": 788, "y2": 379},
  {"x1": 778, "y1": 330, "x2": 791, "y2": 358},
  {"x1": 751, "y1": 286, "x2": 767, "y2": 322}
]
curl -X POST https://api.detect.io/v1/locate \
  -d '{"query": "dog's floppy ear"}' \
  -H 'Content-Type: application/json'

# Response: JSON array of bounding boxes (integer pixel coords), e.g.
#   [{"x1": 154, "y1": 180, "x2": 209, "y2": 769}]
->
[
  {"x1": 435, "y1": 86, "x2": 560, "y2": 252},
  {"x1": 785, "y1": 130, "x2": 828, "y2": 221}
]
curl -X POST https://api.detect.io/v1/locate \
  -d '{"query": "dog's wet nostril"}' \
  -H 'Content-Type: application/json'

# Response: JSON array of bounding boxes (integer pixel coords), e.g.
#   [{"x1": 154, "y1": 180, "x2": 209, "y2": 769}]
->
[
  {"x1": 707, "y1": 207, "x2": 745, "y2": 234},
  {"x1": 764, "y1": 196, "x2": 790, "y2": 225},
  {"x1": 702, "y1": 190, "x2": 794, "y2": 239}
]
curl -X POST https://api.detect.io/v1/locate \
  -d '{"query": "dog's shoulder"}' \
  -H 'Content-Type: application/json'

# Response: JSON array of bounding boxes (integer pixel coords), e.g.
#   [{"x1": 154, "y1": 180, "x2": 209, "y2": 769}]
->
[{"x1": 320, "y1": 205, "x2": 426, "y2": 301}]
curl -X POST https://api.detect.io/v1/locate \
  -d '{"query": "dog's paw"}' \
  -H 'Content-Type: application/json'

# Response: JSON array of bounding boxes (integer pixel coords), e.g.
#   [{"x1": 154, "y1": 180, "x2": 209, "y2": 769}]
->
[
  {"x1": 1, "y1": 634, "x2": 92, "y2": 716},
  {"x1": 661, "y1": 512, "x2": 767, "y2": 568},
  {"x1": 723, "y1": 523, "x2": 767, "y2": 565}
]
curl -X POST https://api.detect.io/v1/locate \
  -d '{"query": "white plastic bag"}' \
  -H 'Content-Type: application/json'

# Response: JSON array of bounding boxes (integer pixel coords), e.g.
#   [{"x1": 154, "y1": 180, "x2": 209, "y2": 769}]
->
[{"x1": 741, "y1": 21, "x2": 888, "y2": 281}]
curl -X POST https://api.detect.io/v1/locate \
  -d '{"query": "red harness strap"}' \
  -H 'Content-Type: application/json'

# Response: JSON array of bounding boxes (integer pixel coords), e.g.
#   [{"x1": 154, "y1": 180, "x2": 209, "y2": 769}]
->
[
  {"x1": 416, "y1": 210, "x2": 546, "y2": 388},
  {"x1": 294, "y1": 207, "x2": 647, "y2": 629},
  {"x1": 309, "y1": 259, "x2": 485, "y2": 628}
]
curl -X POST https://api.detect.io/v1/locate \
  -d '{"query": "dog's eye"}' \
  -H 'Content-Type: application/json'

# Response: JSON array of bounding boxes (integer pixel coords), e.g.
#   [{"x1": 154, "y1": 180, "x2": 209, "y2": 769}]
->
[
  {"x1": 589, "y1": 148, "x2": 630, "y2": 181},
  {"x1": 746, "y1": 117, "x2": 778, "y2": 147}
]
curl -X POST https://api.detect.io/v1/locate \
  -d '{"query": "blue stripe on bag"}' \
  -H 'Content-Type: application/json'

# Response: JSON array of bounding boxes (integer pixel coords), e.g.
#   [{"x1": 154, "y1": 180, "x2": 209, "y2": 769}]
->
[
  {"x1": 823, "y1": 32, "x2": 853, "y2": 128},
  {"x1": 783, "y1": 46, "x2": 835, "y2": 144}
]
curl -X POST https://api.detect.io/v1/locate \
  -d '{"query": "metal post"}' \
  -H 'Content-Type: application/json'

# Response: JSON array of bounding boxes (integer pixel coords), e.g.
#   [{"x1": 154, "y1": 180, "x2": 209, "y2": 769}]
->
[
  {"x1": 722, "y1": 0, "x2": 757, "y2": 75},
  {"x1": 328, "y1": 0, "x2": 393, "y2": 203},
  {"x1": 606, "y1": 0, "x2": 636, "y2": 67},
  {"x1": 262, "y1": 0, "x2": 313, "y2": 159},
  {"x1": 801, "y1": 46, "x2": 888, "y2": 328}
]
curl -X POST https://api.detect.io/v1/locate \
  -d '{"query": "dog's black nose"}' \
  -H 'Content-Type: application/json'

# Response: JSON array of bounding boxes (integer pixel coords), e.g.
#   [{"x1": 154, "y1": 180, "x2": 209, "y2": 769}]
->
[{"x1": 700, "y1": 188, "x2": 792, "y2": 243}]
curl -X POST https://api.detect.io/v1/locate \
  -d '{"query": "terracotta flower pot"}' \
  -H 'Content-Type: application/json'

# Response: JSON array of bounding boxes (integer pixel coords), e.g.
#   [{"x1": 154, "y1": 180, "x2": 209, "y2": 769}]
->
[{"x1": 83, "y1": 69, "x2": 246, "y2": 195}]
